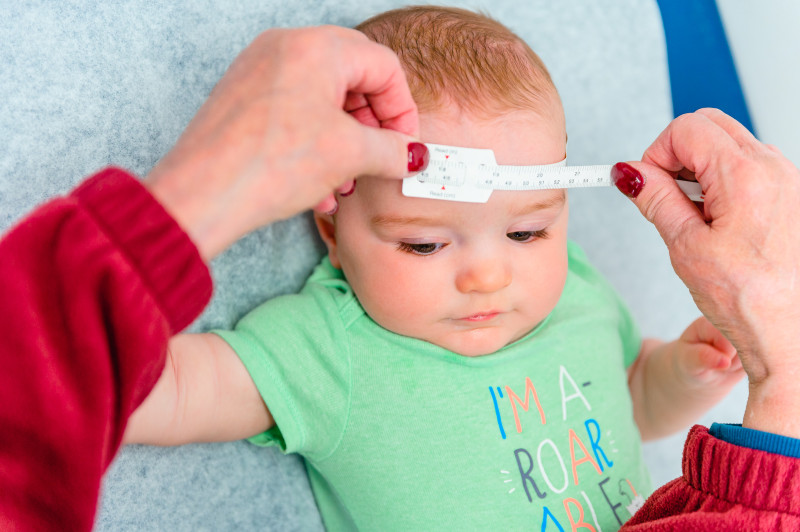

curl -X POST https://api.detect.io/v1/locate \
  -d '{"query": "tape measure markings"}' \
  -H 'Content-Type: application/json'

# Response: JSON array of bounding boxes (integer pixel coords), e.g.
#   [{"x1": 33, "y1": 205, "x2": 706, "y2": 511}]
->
[
  {"x1": 405, "y1": 144, "x2": 704, "y2": 203},
  {"x1": 418, "y1": 160, "x2": 612, "y2": 190},
  {"x1": 417, "y1": 159, "x2": 703, "y2": 200}
]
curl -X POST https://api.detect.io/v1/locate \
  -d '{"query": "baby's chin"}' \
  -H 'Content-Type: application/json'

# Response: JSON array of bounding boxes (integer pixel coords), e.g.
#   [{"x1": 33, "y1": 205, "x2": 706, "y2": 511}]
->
[{"x1": 429, "y1": 329, "x2": 529, "y2": 357}]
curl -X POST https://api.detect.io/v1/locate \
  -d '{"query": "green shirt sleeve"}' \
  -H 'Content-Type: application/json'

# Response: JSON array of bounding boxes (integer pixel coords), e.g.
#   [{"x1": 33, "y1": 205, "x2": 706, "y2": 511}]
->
[{"x1": 213, "y1": 264, "x2": 353, "y2": 461}]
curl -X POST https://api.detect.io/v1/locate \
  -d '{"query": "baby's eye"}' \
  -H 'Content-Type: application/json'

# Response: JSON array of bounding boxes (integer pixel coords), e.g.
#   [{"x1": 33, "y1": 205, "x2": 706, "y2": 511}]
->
[
  {"x1": 507, "y1": 229, "x2": 549, "y2": 243},
  {"x1": 396, "y1": 242, "x2": 446, "y2": 255}
]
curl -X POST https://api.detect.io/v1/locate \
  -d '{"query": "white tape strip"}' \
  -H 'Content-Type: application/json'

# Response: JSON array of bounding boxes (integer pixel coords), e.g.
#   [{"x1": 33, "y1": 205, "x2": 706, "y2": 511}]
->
[{"x1": 403, "y1": 143, "x2": 704, "y2": 203}]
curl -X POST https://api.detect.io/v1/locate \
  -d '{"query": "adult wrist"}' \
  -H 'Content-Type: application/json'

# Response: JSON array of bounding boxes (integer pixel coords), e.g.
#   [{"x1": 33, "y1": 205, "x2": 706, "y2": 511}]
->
[
  {"x1": 743, "y1": 377, "x2": 800, "y2": 439},
  {"x1": 144, "y1": 161, "x2": 239, "y2": 262}
]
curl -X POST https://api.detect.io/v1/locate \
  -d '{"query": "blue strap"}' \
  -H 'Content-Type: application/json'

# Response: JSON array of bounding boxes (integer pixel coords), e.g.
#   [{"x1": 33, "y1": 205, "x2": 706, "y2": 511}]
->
[
  {"x1": 656, "y1": 0, "x2": 756, "y2": 136},
  {"x1": 710, "y1": 423, "x2": 800, "y2": 458}
]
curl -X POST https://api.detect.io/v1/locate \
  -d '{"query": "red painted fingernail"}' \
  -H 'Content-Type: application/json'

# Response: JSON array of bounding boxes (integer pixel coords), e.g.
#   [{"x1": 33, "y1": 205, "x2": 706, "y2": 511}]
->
[
  {"x1": 340, "y1": 179, "x2": 356, "y2": 197},
  {"x1": 611, "y1": 162, "x2": 644, "y2": 198},
  {"x1": 408, "y1": 142, "x2": 429, "y2": 172}
]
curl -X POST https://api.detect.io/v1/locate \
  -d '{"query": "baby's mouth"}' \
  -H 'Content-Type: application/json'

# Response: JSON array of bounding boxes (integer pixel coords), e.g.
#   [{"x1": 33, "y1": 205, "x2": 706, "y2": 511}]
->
[{"x1": 458, "y1": 311, "x2": 501, "y2": 322}]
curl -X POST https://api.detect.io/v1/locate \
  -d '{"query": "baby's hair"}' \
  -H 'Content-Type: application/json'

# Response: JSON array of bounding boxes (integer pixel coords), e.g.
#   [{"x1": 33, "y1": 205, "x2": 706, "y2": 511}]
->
[{"x1": 356, "y1": 5, "x2": 560, "y2": 118}]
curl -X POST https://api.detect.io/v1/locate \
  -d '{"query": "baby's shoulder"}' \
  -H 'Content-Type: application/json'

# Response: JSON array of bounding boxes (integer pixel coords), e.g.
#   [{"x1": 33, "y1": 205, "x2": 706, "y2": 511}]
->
[{"x1": 563, "y1": 240, "x2": 622, "y2": 305}]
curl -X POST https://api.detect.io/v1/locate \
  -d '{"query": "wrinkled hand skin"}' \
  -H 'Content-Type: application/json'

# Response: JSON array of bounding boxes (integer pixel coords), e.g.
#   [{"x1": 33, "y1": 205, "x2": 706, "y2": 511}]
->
[
  {"x1": 625, "y1": 108, "x2": 800, "y2": 437},
  {"x1": 144, "y1": 26, "x2": 419, "y2": 261}
]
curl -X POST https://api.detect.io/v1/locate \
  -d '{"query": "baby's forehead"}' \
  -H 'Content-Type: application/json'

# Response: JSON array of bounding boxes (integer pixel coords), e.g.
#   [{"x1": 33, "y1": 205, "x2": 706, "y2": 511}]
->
[
  {"x1": 416, "y1": 111, "x2": 567, "y2": 171},
  {"x1": 353, "y1": 177, "x2": 565, "y2": 223}
]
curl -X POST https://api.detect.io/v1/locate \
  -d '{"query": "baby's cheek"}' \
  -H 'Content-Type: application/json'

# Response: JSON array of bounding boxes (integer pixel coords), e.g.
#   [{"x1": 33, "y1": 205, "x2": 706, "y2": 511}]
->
[
  {"x1": 521, "y1": 241, "x2": 568, "y2": 313},
  {"x1": 352, "y1": 265, "x2": 422, "y2": 327},
  {"x1": 378, "y1": 272, "x2": 431, "y2": 322}
]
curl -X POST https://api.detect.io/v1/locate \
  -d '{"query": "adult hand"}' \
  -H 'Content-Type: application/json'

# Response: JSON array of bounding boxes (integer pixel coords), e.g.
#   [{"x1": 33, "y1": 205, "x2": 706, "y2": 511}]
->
[
  {"x1": 612, "y1": 108, "x2": 800, "y2": 437},
  {"x1": 144, "y1": 25, "x2": 428, "y2": 261}
]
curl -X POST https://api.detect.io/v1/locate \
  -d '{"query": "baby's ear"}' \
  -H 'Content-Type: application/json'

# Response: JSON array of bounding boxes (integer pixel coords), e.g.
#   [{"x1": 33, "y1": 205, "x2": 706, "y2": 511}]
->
[{"x1": 313, "y1": 212, "x2": 342, "y2": 268}]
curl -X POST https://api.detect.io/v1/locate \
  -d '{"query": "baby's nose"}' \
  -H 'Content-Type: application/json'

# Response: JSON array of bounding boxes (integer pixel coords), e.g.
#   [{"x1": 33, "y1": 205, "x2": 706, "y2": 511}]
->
[{"x1": 455, "y1": 257, "x2": 512, "y2": 294}]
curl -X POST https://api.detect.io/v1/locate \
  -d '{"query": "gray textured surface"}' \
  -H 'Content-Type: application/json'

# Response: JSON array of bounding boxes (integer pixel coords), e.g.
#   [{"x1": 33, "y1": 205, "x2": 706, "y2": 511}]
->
[{"x1": 1, "y1": 1, "x2": 747, "y2": 530}]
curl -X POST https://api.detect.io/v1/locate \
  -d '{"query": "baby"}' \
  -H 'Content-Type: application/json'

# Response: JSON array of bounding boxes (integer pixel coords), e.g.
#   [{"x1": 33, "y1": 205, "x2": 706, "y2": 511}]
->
[{"x1": 126, "y1": 6, "x2": 743, "y2": 530}]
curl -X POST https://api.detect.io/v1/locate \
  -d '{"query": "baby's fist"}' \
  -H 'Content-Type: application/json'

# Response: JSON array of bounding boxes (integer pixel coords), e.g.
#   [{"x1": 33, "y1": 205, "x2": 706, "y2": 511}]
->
[{"x1": 676, "y1": 316, "x2": 744, "y2": 387}]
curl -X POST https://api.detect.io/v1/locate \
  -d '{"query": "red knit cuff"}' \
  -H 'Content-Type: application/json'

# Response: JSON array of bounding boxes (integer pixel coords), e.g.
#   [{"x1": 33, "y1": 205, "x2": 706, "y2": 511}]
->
[
  {"x1": 71, "y1": 167, "x2": 212, "y2": 333},
  {"x1": 684, "y1": 424, "x2": 800, "y2": 517}
]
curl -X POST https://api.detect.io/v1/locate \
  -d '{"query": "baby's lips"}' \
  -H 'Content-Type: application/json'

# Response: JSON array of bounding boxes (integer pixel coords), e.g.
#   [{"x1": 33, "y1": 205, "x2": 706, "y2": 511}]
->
[{"x1": 408, "y1": 142, "x2": 430, "y2": 173}]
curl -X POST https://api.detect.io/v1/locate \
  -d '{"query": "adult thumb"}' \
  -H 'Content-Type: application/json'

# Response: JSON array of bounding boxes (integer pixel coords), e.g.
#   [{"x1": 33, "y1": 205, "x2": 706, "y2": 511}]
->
[
  {"x1": 611, "y1": 161, "x2": 705, "y2": 248},
  {"x1": 355, "y1": 125, "x2": 429, "y2": 181}
]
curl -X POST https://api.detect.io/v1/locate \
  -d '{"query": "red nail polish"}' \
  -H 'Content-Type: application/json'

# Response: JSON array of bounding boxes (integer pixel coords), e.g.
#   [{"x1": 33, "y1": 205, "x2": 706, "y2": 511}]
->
[
  {"x1": 340, "y1": 180, "x2": 356, "y2": 197},
  {"x1": 611, "y1": 162, "x2": 644, "y2": 198},
  {"x1": 408, "y1": 142, "x2": 429, "y2": 172}
]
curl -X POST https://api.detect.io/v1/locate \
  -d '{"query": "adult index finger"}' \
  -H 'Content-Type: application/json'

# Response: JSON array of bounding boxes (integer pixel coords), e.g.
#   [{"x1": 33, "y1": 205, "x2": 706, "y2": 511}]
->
[
  {"x1": 348, "y1": 124, "x2": 429, "y2": 182},
  {"x1": 611, "y1": 161, "x2": 706, "y2": 251}
]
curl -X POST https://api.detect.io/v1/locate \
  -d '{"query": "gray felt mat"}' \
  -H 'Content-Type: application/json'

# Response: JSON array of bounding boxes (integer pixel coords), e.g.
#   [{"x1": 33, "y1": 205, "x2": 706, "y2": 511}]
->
[{"x1": 1, "y1": 1, "x2": 747, "y2": 530}]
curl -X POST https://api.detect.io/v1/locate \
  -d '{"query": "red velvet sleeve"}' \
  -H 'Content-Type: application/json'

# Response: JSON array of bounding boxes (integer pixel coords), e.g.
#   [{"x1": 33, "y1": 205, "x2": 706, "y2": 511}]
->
[
  {"x1": 0, "y1": 168, "x2": 212, "y2": 531},
  {"x1": 622, "y1": 425, "x2": 800, "y2": 530}
]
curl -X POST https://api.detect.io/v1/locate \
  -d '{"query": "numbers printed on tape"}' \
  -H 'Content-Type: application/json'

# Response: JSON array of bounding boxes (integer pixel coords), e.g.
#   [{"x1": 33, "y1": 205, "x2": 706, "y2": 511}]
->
[
  {"x1": 403, "y1": 143, "x2": 704, "y2": 203},
  {"x1": 414, "y1": 158, "x2": 612, "y2": 192}
]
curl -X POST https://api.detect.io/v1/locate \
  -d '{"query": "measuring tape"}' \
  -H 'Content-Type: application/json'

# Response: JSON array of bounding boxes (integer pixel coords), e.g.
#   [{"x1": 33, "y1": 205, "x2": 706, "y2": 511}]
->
[{"x1": 403, "y1": 143, "x2": 704, "y2": 203}]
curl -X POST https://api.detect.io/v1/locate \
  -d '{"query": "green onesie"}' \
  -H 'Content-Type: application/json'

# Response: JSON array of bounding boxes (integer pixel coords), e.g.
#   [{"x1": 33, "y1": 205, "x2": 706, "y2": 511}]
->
[{"x1": 215, "y1": 241, "x2": 651, "y2": 531}]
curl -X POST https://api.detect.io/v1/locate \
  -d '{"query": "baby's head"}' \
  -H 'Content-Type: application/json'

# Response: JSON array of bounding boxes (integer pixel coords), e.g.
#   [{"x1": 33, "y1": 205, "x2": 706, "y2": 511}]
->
[{"x1": 315, "y1": 6, "x2": 569, "y2": 357}]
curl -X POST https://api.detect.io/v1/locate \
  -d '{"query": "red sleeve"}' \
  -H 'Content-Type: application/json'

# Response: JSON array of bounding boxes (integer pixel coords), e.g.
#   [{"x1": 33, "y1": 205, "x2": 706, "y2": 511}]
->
[
  {"x1": 0, "y1": 168, "x2": 212, "y2": 531},
  {"x1": 622, "y1": 425, "x2": 800, "y2": 530}
]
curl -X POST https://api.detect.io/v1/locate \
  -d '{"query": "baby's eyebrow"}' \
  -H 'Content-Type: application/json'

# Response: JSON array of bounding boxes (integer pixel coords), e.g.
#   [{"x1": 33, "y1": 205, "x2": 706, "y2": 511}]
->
[
  {"x1": 507, "y1": 190, "x2": 566, "y2": 217},
  {"x1": 370, "y1": 214, "x2": 443, "y2": 227},
  {"x1": 371, "y1": 192, "x2": 565, "y2": 228}
]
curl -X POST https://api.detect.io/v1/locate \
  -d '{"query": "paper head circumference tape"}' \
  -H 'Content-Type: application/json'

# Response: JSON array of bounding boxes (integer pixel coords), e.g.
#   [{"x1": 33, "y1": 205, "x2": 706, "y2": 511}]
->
[{"x1": 402, "y1": 143, "x2": 704, "y2": 203}]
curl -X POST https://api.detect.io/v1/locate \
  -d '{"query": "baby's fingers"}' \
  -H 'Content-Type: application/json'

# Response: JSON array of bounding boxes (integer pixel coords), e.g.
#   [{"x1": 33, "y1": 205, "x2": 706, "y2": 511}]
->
[
  {"x1": 681, "y1": 316, "x2": 736, "y2": 356},
  {"x1": 687, "y1": 343, "x2": 732, "y2": 374},
  {"x1": 678, "y1": 342, "x2": 744, "y2": 389}
]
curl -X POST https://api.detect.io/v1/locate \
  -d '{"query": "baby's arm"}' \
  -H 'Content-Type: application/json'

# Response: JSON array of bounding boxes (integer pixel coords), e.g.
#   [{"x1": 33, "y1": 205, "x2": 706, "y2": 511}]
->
[
  {"x1": 123, "y1": 333, "x2": 273, "y2": 445},
  {"x1": 627, "y1": 316, "x2": 745, "y2": 441}
]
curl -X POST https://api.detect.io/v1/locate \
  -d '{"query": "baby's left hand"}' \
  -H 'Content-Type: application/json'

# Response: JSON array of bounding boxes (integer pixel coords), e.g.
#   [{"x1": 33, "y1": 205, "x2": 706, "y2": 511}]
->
[
  {"x1": 673, "y1": 316, "x2": 744, "y2": 388},
  {"x1": 631, "y1": 316, "x2": 746, "y2": 439}
]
